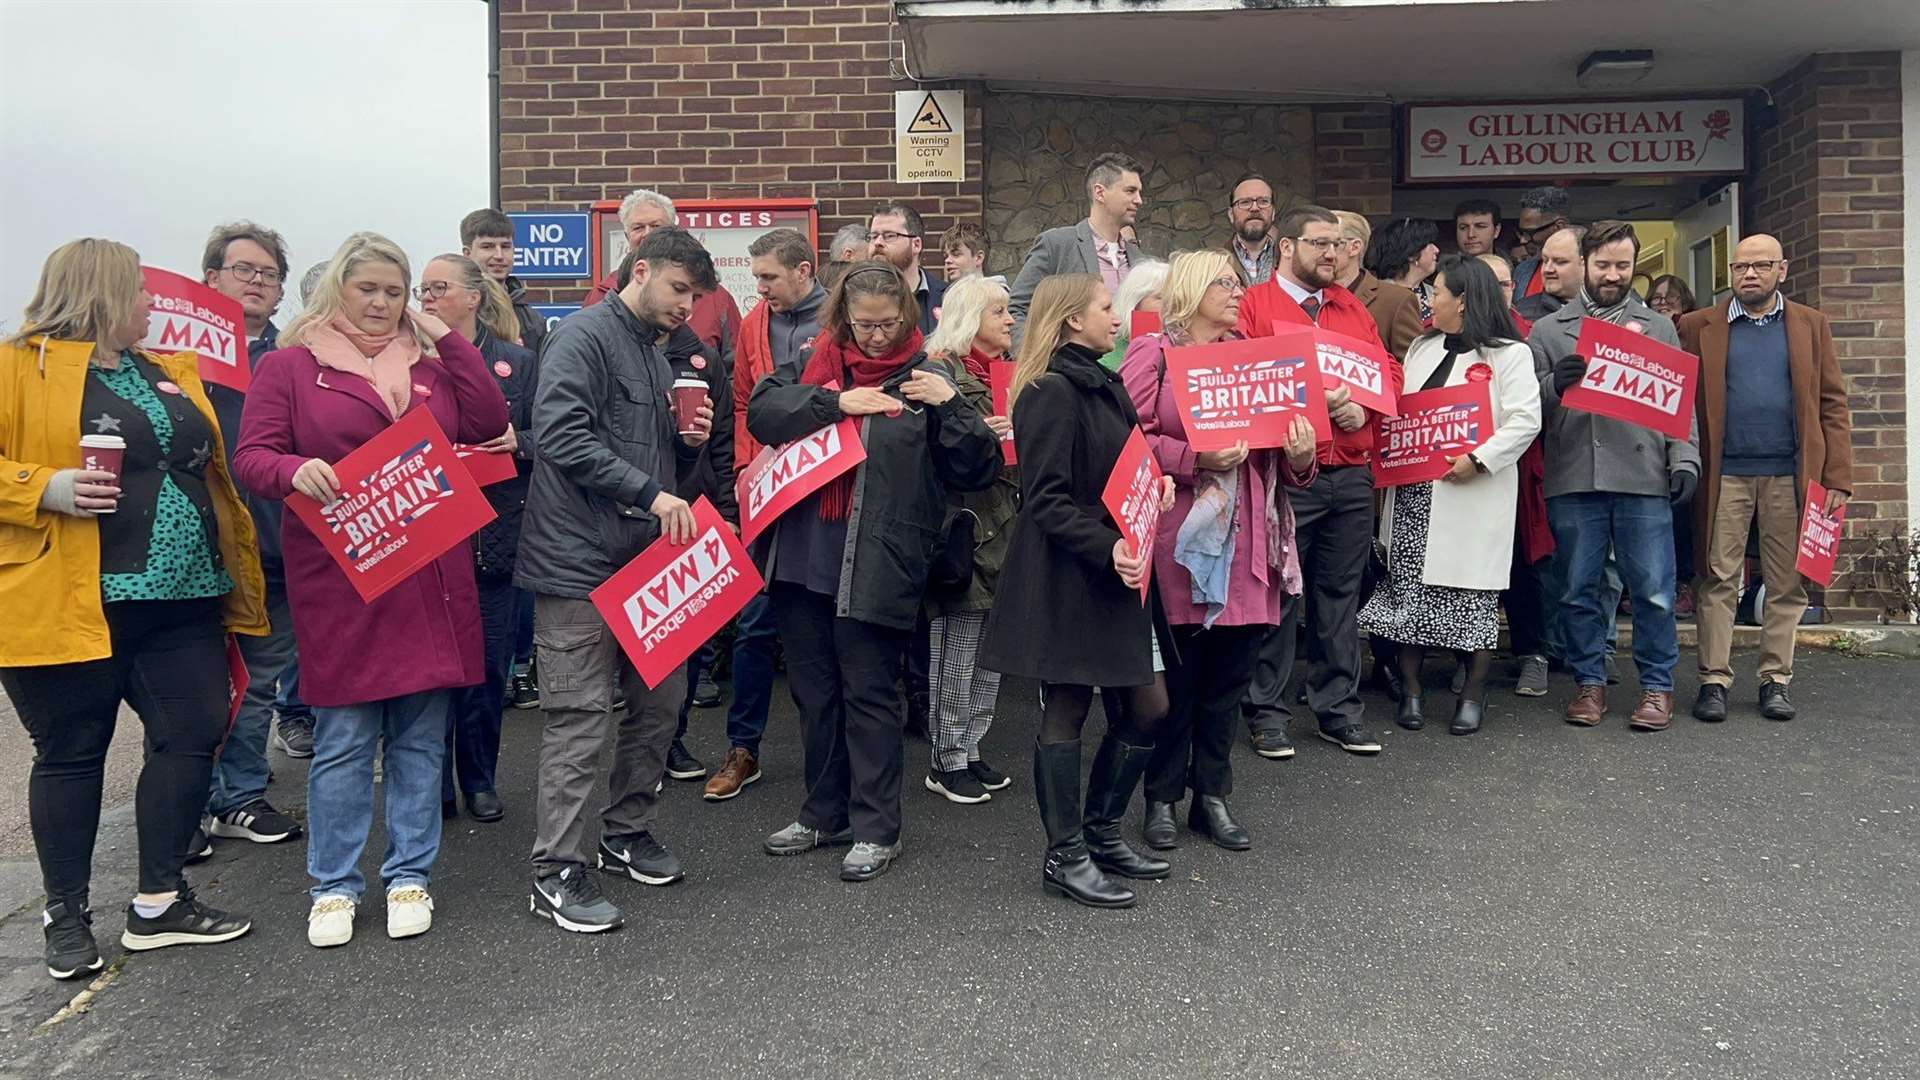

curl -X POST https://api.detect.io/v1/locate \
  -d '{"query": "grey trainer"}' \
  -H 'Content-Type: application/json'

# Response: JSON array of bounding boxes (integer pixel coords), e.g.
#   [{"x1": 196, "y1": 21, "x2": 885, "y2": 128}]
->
[
  {"x1": 763, "y1": 821, "x2": 855, "y2": 856},
  {"x1": 1515, "y1": 655, "x2": 1550, "y2": 697},
  {"x1": 840, "y1": 841, "x2": 900, "y2": 882}
]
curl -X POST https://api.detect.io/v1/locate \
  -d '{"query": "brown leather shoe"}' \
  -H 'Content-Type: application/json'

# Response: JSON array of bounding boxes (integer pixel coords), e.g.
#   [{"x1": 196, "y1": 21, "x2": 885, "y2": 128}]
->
[
  {"x1": 702, "y1": 747, "x2": 761, "y2": 801},
  {"x1": 1628, "y1": 690, "x2": 1675, "y2": 731},
  {"x1": 1564, "y1": 685, "x2": 1607, "y2": 726}
]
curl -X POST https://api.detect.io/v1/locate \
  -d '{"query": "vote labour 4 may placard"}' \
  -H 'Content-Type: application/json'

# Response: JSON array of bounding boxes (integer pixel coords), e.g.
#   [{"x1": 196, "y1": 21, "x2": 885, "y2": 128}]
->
[
  {"x1": 1100, "y1": 428, "x2": 1165, "y2": 604},
  {"x1": 736, "y1": 417, "x2": 868, "y2": 546},
  {"x1": 287, "y1": 408, "x2": 497, "y2": 604},
  {"x1": 591, "y1": 497, "x2": 765, "y2": 689},
  {"x1": 454, "y1": 444, "x2": 519, "y2": 487},
  {"x1": 1796, "y1": 480, "x2": 1846, "y2": 587},
  {"x1": 989, "y1": 361, "x2": 1017, "y2": 465},
  {"x1": 1372, "y1": 382, "x2": 1494, "y2": 487},
  {"x1": 141, "y1": 267, "x2": 249, "y2": 393},
  {"x1": 1561, "y1": 319, "x2": 1698, "y2": 440},
  {"x1": 1165, "y1": 336, "x2": 1331, "y2": 452},
  {"x1": 1307, "y1": 326, "x2": 1399, "y2": 417}
]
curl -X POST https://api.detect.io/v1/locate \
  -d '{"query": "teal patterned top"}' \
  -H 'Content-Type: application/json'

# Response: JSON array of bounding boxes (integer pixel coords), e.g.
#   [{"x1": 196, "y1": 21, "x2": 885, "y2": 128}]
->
[{"x1": 89, "y1": 355, "x2": 233, "y2": 603}]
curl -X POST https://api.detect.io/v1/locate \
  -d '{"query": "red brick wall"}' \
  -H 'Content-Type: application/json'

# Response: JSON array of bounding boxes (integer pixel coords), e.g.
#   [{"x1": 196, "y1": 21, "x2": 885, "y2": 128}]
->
[
  {"x1": 1313, "y1": 103, "x2": 1395, "y2": 217},
  {"x1": 495, "y1": 0, "x2": 981, "y2": 300},
  {"x1": 1748, "y1": 52, "x2": 1907, "y2": 615}
]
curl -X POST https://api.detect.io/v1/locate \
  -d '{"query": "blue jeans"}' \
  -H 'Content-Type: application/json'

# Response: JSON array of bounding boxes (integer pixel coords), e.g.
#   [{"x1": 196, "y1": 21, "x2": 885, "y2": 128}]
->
[
  {"x1": 1540, "y1": 551, "x2": 1622, "y2": 661},
  {"x1": 308, "y1": 690, "x2": 449, "y2": 901},
  {"x1": 210, "y1": 577, "x2": 298, "y2": 815},
  {"x1": 513, "y1": 587, "x2": 535, "y2": 669},
  {"x1": 1548, "y1": 493, "x2": 1679, "y2": 691},
  {"x1": 445, "y1": 580, "x2": 519, "y2": 801}
]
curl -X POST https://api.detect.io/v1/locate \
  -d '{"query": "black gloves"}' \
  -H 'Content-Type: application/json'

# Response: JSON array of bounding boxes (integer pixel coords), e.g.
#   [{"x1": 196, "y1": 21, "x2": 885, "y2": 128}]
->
[
  {"x1": 1552, "y1": 353, "x2": 1589, "y2": 396},
  {"x1": 1669, "y1": 469, "x2": 1698, "y2": 506}
]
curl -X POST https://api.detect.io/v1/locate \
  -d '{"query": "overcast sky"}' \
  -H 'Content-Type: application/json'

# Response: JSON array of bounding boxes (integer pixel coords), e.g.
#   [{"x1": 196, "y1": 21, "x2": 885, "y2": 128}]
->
[{"x1": 0, "y1": 0, "x2": 490, "y2": 331}]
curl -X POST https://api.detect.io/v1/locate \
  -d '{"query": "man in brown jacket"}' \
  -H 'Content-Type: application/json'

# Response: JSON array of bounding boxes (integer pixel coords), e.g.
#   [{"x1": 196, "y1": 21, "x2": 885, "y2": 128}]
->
[
  {"x1": 1333, "y1": 211, "x2": 1424, "y2": 361},
  {"x1": 1677, "y1": 234, "x2": 1852, "y2": 724}
]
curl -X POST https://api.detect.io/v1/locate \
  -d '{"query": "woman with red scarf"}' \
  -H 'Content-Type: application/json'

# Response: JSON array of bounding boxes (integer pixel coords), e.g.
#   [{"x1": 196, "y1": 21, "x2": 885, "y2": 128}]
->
[{"x1": 747, "y1": 261, "x2": 1001, "y2": 882}]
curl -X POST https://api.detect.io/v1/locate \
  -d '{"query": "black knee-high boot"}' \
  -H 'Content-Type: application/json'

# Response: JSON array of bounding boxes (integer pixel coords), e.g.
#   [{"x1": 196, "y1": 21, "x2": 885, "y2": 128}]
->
[
  {"x1": 1033, "y1": 740, "x2": 1134, "y2": 909},
  {"x1": 1082, "y1": 734, "x2": 1171, "y2": 880}
]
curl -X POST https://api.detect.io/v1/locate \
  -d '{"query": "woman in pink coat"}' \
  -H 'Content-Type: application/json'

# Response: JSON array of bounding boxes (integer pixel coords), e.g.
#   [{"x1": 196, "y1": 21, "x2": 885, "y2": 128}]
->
[
  {"x1": 234, "y1": 232, "x2": 507, "y2": 949},
  {"x1": 1120, "y1": 250, "x2": 1316, "y2": 854}
]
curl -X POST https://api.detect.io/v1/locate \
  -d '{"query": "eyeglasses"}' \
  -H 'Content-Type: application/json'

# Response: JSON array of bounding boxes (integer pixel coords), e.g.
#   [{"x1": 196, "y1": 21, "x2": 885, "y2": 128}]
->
[
  {"x1": 412, "y1": 282, "x2": 458, "y2": 300},
  {"x1": 1207, "y1": 276, "x2": 1246, "y2": 294},
  {"x1": 850, "y1": 319, "x2": 903, "y2": 336},
  {"x1": 222, "y1": 263, "x2": 284, "y2": 285},
  {"x1": 1231, "y1": 196, "x2": 1274, "y2": 211},
  {"x1": 1291, "y1": 237, "x2": 1340, "y2": 253},
  {"x1": 1728, "y1": 260, "x2": 1782, "y2": 276},
  {"x1": 1516, "y1": 222, "x2": 1564, "y2": 243},
  {"x1": 865, "y1": 230, "x2": 917, "y2": 244}
]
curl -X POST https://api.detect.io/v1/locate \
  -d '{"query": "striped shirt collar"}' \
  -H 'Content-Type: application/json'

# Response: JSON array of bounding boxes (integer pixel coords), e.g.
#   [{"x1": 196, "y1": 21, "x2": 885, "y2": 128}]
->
[{"x1": 1728, "y1": 292, "x2": 1785, "y2": 325}]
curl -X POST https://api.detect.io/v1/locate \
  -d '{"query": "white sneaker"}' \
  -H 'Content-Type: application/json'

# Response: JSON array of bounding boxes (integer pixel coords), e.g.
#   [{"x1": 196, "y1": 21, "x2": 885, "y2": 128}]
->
[
  {"x1": 308, "y1": 895, "x2": 355, "y2": 948},
  {"x1": 386, "y1": 885, "x2": 433, "y2": 940}
]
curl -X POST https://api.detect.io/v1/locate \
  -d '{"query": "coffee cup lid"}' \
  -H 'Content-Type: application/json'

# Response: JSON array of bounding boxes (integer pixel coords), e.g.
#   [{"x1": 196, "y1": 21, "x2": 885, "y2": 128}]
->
[
  {"x1": 79, "y1": 434, "x2": 127, "y2": 449},
  {"x1": 674, "y1": 376, "x2": 707, "y2": 388}
]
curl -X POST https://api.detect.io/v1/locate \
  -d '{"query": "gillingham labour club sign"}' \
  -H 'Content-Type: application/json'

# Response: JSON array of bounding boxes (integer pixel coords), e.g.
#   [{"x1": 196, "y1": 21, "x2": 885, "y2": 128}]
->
[{"x1": 1404, "y1": 99, "x2": 1745, "y2": 181}]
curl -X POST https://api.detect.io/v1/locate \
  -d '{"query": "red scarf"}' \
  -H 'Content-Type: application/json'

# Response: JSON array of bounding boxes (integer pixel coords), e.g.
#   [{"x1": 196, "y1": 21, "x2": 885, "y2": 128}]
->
[
  {"x1": 960, "y1": 346, "x2": 996, "y2": 382},
  {"x1": 802, "y1": 328, "x2": 925, "y2": 519}
]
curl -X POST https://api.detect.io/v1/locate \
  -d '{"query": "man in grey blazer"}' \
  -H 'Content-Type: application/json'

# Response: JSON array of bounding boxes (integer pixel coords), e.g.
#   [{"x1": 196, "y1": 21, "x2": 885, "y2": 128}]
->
[
  {"x1": 1009, "y1": 152, "x2": 1148, "y2": 329},
  {"x1": 1530, "y1": 221, "x2": 1700, "y2": 734}
]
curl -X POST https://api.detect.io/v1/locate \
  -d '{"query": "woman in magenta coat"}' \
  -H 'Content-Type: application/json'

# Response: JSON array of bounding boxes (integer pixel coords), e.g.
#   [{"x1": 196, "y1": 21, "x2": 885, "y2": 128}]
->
[{"x1": 234, "y1": 232, "x2": 507, "y2": 949}]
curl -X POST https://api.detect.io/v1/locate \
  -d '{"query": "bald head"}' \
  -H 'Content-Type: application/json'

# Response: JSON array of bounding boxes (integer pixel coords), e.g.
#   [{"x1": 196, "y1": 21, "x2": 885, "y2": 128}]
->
[
  {"x1": 1538, "y1": 228, "x2": 1582, "y2": 300},
  {"x1": 1476, "y1": 253, "x2": 1515, "y2": 306},
  {"x1": 1732, "y1": 233, "x2": 1788, "y2": 311}
]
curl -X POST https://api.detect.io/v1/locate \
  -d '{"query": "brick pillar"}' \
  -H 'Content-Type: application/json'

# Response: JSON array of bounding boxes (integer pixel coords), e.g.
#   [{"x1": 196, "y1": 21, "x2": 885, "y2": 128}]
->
[
  {"x1": 1748, "y1": 52, "x2": 1907, "y2": 617},
  {"x1": 1313, "y1": 103, "x2": 1394, "y2": 217}
]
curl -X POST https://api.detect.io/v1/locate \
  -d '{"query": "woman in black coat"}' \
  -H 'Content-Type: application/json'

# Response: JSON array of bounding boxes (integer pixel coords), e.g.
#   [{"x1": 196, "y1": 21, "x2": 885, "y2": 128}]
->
[
  {"x1": 747, "y1": 261, "x2": 999, "y2": 883},
  {"x1": 979, "y1": 273, "x2": 1177, "y2": 910}
]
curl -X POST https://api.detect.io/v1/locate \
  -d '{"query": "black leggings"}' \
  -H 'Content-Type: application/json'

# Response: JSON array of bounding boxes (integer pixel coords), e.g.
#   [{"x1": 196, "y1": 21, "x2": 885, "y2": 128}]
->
[
  {"x1": 1038, "y1": 679, "x2": 1168, "y2": 746},
  {"x1": 0, "y1": 598, "x2": 230, "y2": 899}
]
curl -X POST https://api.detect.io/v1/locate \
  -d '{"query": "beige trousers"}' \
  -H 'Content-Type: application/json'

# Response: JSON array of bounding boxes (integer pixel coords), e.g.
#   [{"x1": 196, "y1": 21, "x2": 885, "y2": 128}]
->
[{"x1": 1696, "y1": 474, "x2": 1806, "y2": 687}]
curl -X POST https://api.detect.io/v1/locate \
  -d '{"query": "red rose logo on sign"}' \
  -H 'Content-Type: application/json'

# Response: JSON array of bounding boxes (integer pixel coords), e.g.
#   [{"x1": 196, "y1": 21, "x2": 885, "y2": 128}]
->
[
  {"x1": 1420, "y1": 128, "x2": 1447, "y2": 154},
  {"x1": 1704, "y1": 108, "x2": 1732, "y2": 142}
]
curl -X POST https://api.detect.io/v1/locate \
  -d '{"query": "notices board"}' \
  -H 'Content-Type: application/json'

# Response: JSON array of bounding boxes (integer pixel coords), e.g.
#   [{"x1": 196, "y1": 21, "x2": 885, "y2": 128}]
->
[
  {"x1": 1164, "y1": 336, "x2": 1332, "y2": 452},
  {"x1": 735, "y1": 417, "x2": 869, "y2": 546},
  {"x1": 287, "y1": 408, "x2": 497, "y2": 604},
  {"x1": 1101, "y1": 427, "x2": 1165, "y2": 603},
  {"x1": 591, "y1": 497, "x2": 765, "y2": 690},
  {"x1": 895, "y1": 89, "x2": 964, "y2": 183},
  {"x1": 1372, "y1": 382, "x2": 1493, "y2": 487},
  {"x1": 509, "y1": 213, "x2": 592, "y2": 279},
  {"x1": 141, "y1": 267, "x2": 249, "y2": 393},
  {"x1": 1404, "y1": 98, "x2": 1745, "y2": 182},
  {"x1": 1561, "y1": 319, "x2": 1699, "y2": 440},
  {"x1": 592, "y1": 198, "x2": 818, "y2": 318},
  {"x1": 1796, "y1": 481, "x2": 1846, "y2": 587}
]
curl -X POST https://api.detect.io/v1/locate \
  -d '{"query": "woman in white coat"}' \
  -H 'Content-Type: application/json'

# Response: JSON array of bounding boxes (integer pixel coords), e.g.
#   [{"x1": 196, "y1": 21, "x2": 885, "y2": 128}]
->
[{"x1": 1359, "y1": 256, "x2": 1541, "y2": 735}]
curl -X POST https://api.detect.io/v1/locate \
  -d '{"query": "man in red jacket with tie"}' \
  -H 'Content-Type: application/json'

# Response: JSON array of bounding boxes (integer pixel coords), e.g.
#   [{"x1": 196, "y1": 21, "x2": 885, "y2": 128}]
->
[{"x1": 1235, "y1": 205, "x2": 1404, "y2": 757}]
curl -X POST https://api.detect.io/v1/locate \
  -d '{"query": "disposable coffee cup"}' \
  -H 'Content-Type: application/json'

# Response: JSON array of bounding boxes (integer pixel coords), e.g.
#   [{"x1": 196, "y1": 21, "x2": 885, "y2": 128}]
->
[
  {"x1": 79, "y1": 434, "x2": 125, "y2": 514},
  {"x1": 672, "y1": 377, "x2": 710, "y2": 436}
]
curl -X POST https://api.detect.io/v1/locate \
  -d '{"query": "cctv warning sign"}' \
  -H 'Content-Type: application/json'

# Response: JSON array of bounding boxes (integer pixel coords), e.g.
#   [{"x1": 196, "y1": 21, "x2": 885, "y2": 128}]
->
[{"x1": 896, "y1": 90, "x2": 964, "y2": 183}]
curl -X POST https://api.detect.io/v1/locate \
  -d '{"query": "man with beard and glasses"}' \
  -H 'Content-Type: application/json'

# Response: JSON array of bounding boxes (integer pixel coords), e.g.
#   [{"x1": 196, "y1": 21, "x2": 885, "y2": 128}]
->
[
  {"x1": 1677, "y1": 234, "x2": 1851, "y2": 725},
  {"x1": 1530, "y1": 221, "x2": 1699, "y2": 733},
  {"x1": 1227, "y1": 174, "x2": 1279, "y2": 286},
  {"x1": 1236, "y1": 205, "x2": 1402, "y2": 759}
]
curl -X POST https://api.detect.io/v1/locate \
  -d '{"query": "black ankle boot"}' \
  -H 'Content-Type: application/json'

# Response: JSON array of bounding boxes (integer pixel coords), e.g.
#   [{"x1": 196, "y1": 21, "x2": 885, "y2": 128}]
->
[
  {"x1": 1083, "y1": 735, "x2": 1171, "y2": 880},
  {"x1": 1142, "y1": 801, "x2": 1179, "y2": 850},
  {"x1": 1450, "y1": 697, "x2": 1484, "y2": 735},
  {"x1": 1033, "y1": 740, "x2": 1134, "y2": 909},
  {"x1": 1186, "y1": 795, "x2": 1252, "y2": 851},
  {"x1": 1396, "y1": 694, "x2": 1425, "y2": 731}
]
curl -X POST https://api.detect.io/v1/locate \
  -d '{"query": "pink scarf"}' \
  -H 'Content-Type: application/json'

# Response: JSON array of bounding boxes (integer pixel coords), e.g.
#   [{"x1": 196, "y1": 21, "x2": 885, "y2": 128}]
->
[{"x1": 307, "y1": 314, "x2": 422, "y2": 419}]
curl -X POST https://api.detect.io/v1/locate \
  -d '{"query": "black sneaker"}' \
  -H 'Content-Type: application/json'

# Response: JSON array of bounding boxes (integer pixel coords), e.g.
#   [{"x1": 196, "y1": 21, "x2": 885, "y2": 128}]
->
[
  {"x1": 531, "y1": 865, "x2": 623, "y2": 933},
  {"x1": 208, "y1": 799, "x2": 302, "y2": 843},
  {"x1": 1317, "y1": 725, "x2": 1384, "y2": 755},
  {"x1": 273, "y1": 712, "x2": 316, "y2": 758},
  {"x1": 968, "y1": 759, "x2": 1012, "y2": 791},
  {"x1": 691, "y1": 674, "x2": 723, "y2": 709},
  {"x1": 508, "y1": 670, "x2": 541, "y2": 710},
  {"x1": 1250, "y1": 728, "x2": 1296, "y2": 759},
  {"x1": 120, "y1": 887, "x2": 251, "y2": 951},
  {"x1": 185, "y1": 823, "x2": 214, "y2": 864},
  {"x1": 44, "y1": 898, "x2": 102, "y2": 981},
  {"x1": 925, "y1": 768, "x2": 991, "y2": 804},
  {"x1": 1759, "y1": 681, "x2": 1797, "y2": 721},
  {"x1": 597, "y1": 832, "x2": 685, "y2": 885},
  {"x1": 666, "y1": 740, "x2": 708, "y2": 780},
  {"x1": 1692, "y1": 684, "x2": 1729, "y2": 722}
]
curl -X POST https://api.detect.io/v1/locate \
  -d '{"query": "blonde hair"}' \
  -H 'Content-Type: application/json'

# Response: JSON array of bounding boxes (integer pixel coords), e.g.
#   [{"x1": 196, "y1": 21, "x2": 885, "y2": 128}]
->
[
  {"x1": 1335, "y1": 210, "x2": 1371, "y2": 247},
  {"x1": 924, "y1": 274, "x2": 1010, "y2": 360},
  {"x1": 1009, "y1": 273, "x2": 1103, "y2": 415},
  {"x1": 282, "y1": 231, "x2": 435, "y2": 353},
  {"x1": 427, "y1": 253, "x2": 521, "y2": 344},
  {"x1": 1158, "y1": 249, "x2": 1235, "y2": 332},
  {"x1": 7, "y1": 238, "x2": 144, "y2": 348},
  {"x1": 1113, "y1": 259, "x2": 1168, "y2": 328}
]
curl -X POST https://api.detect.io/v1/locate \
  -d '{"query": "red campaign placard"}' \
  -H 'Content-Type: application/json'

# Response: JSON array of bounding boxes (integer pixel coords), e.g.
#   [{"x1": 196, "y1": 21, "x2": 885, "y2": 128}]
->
[
  {"x1": 141, "y1": 266, "x2": 249, "y2": 393},
  {"x1": 1561, "y1": 318, "x2": 1699, "y2": 440},
  {"x1": 1164, "y1": 335, "x2": 1332, "y2": 452},
  {"x1": 1100, "y1": 427, "x2": 1165, "y2": 603},
  {"x1": 454, "y1": 445, "x2": 519, "y2": 487},
  {"x1": 1308, "y1": 325, "x2": 1399, "y2": 417},
  {"x1": 590, "y1": 497, "x2": 765, "y2": 689},
  {"x1": 988, "y1": 361, "x2": 1017, "y2": 465},
  {"x1": 287, "y1": 408, "x2": 497, "y2": 604},
  {"x1": 1130, "y1": 310, "x2": 1162, "y2": 339},
  {"x1": 226, "y1": 635, "x2": 249, "y2": 726},
  {"x1": 1371, "y1": 382, "x2": 1494, "y2": 487},
  {"x1": 1796, "y1": 480, "x2": 1846, "y2": 587},
  {"x1": 735, "y1": 417, "x2": 868, "y2": 546}
]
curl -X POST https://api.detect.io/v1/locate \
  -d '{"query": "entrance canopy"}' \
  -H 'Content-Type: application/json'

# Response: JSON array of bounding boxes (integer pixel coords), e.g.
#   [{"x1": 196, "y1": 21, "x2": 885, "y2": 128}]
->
[{"x1": 896, "y1": 0, "x2": 1920, "y2": 102}]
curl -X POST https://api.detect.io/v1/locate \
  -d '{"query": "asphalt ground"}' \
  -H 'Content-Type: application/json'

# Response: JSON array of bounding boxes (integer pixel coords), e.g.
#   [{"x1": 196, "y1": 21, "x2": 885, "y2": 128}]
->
[{"x1": 0, "y1": 650, "x2": 1914, "y2": 1080}]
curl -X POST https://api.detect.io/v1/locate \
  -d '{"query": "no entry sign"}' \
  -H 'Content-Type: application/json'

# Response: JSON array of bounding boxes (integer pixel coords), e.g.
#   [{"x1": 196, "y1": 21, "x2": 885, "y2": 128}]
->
[{"x1": 510, "y1": 213, "x2": 591, "y2": 279}]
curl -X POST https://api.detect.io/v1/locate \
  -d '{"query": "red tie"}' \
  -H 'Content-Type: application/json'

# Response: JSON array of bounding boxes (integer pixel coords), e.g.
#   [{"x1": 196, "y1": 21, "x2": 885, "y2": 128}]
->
[{"x1": 1301, "y1": 296, "x2": 1321, "y2": 323}]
